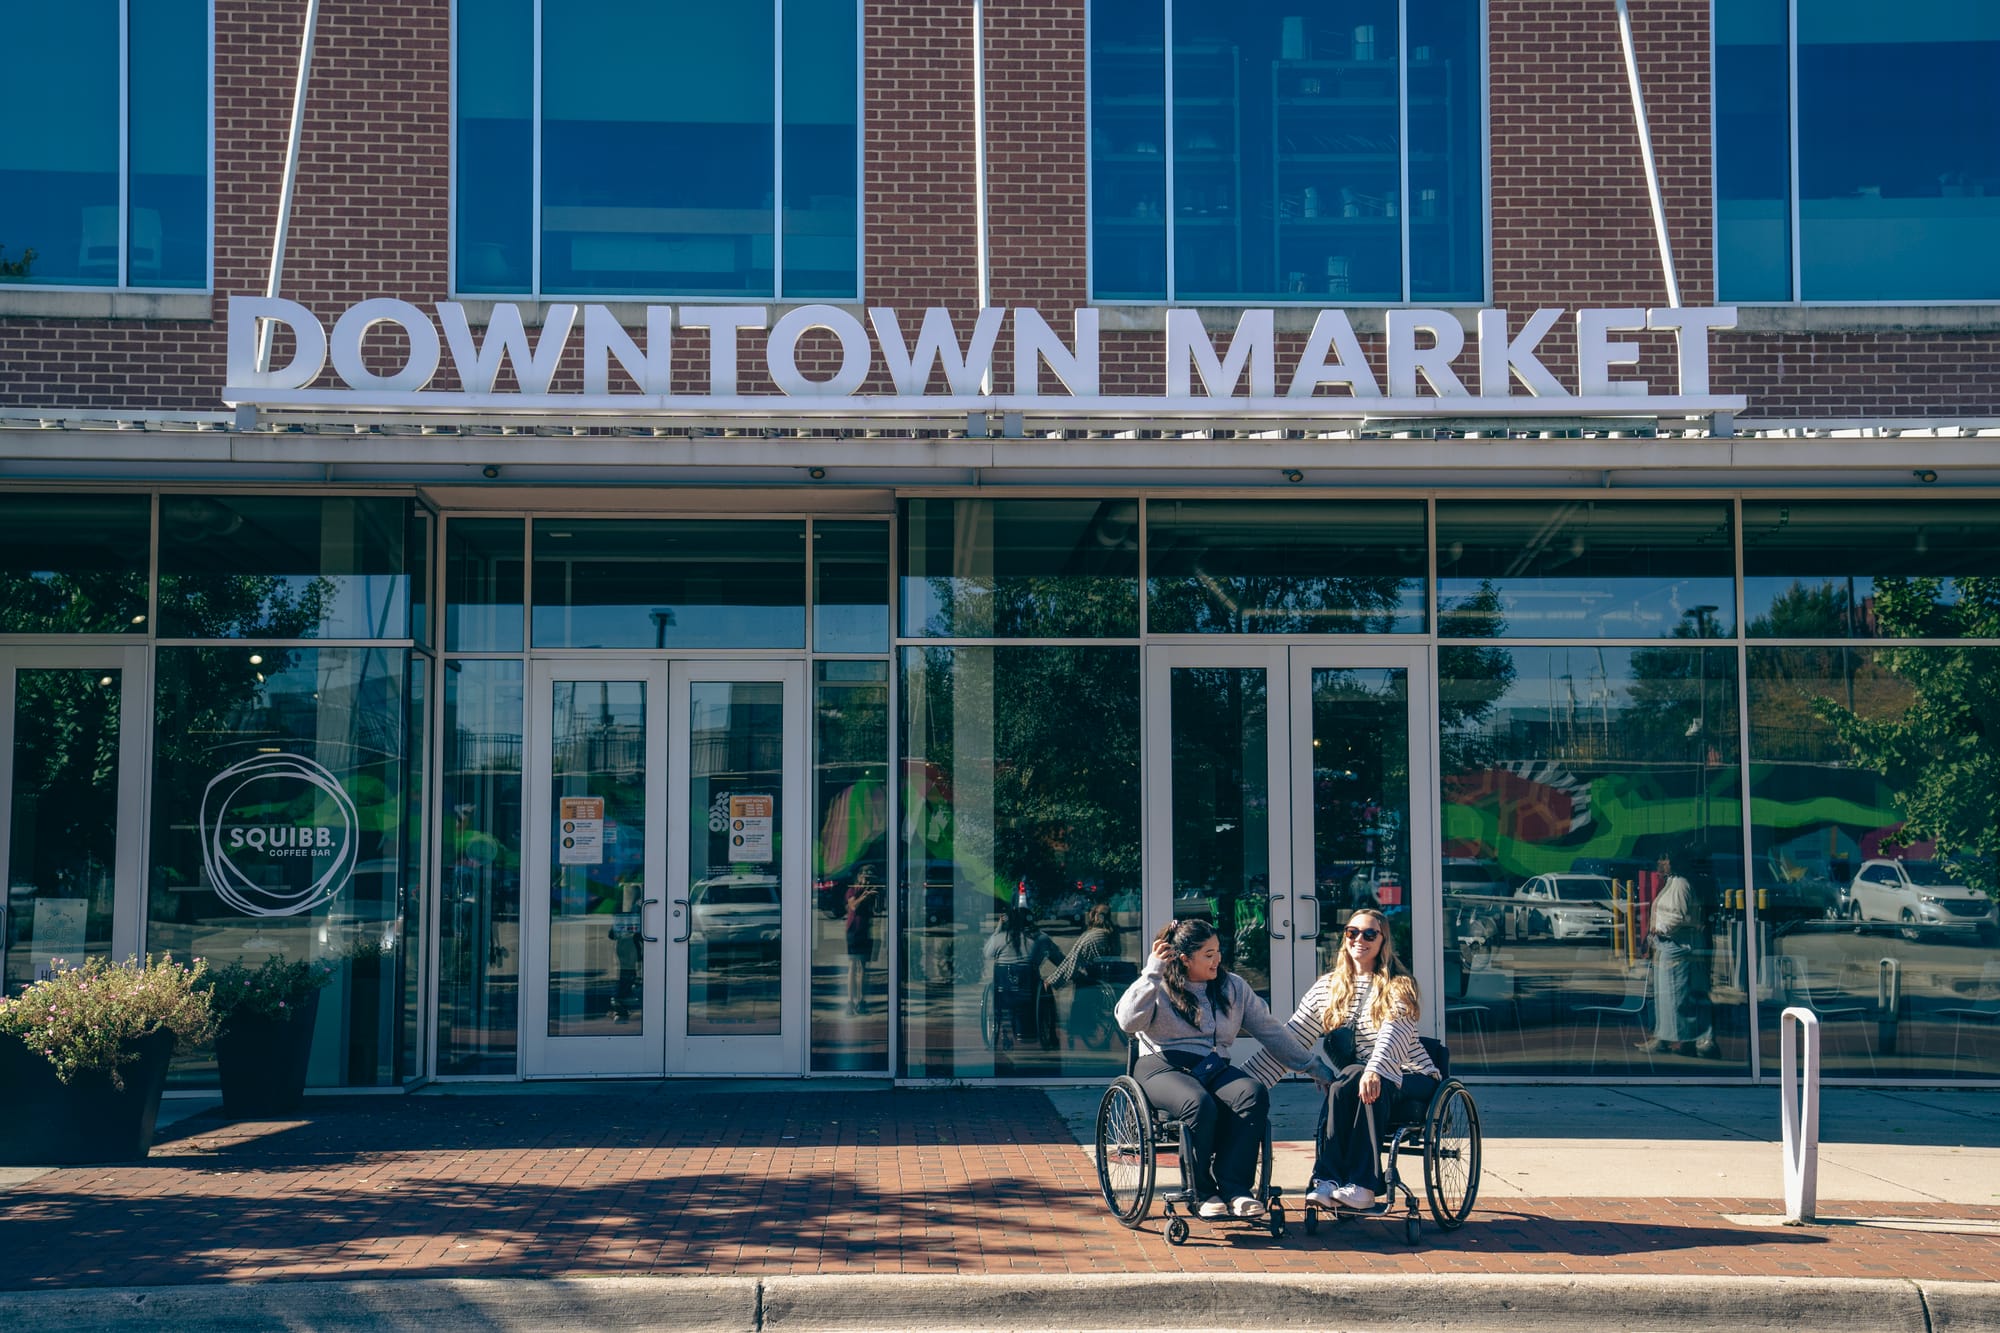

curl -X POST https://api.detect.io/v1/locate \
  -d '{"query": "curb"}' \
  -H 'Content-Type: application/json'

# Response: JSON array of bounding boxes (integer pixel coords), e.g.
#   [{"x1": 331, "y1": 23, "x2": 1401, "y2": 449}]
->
[{"x1": 0, "y1": 1273, "x2": 1993, "y2": 1331}]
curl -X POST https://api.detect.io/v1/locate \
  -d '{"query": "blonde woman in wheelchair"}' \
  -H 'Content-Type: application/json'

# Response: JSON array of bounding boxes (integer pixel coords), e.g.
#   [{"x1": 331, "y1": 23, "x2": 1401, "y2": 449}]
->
[{"x1": 1253, "y1": 907, "x2": 1439, "y2": 1212}]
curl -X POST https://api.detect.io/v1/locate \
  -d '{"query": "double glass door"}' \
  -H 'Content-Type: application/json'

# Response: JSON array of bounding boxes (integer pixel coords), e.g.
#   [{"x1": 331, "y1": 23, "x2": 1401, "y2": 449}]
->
[
  {"x1": 522, "y1": 659, "x2": 807, "y2": 1076},
  {"x1": 1146, "y1": 645, "x2": 1435, "y2": 1030},
  {"x1": 0, "y1": 648, "x2": 148, "y2": 996}
]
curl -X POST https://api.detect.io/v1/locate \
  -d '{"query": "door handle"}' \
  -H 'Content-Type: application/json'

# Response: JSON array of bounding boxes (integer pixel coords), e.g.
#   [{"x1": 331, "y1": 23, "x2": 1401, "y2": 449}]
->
[
  {"x1": 670, "y1": 898, "x2": 691, "y2": 944},
  {"x1": 639, "y1": 897, "x2": 661, "y2": 944},
  {"x1": 1296, "y1": 896, "x2": 1321, "y2": 940},
  {"x1": 1267, "y1": 891, "x2": 1286, "y2": 940}
]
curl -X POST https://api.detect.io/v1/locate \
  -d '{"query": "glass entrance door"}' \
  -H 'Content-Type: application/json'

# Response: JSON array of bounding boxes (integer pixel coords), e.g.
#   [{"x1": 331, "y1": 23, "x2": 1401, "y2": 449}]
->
[
  {"x1": 522, "y1": 658, "x2": 806, "y2": 1077},
  {"x1": 0, "y1": 649, "x2": 148, "y2": 996},
  {"x1": 1145, "y1": 645, "x2": 1435, "y2": 1032}
]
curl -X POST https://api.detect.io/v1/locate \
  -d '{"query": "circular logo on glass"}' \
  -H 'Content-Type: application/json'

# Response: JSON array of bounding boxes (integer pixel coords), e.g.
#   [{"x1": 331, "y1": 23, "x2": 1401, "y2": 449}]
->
[{"x1": 199, "y1": 754, "x2": 361, "y2": 917}]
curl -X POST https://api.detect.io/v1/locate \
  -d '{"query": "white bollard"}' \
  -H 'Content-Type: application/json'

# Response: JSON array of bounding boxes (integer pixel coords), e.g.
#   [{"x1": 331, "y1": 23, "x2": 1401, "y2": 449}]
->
[{"x1": 1780, "y1": 1006, "x2": 1820, "y2": 1224}]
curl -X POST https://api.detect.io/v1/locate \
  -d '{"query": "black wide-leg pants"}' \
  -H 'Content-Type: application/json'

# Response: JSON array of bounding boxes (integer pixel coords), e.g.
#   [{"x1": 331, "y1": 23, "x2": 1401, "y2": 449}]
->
[{"x1": 1133, "y1": 1050, "x2": 1269, "y2": 1200}]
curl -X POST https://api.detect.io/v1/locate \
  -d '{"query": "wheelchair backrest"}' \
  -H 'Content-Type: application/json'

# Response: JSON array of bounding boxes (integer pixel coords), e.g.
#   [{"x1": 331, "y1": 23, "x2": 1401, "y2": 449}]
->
[
  {"x1": 992, "y1": 958, "x2": 1041, "y2": 1001},
  {"x1": 1420, "y1": 1035, "x2": 1450, "y2": 1078}
]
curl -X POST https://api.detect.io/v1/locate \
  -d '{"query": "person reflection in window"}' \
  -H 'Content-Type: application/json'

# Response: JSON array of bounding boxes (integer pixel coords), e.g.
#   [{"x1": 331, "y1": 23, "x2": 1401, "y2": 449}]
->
[
  {"x1": 1642, "y1": 847, "x2": 1719, "y2": 1058},
  {"x1": 1048, "y1": 902, "x2": 1124, "y2": 1048},
  {"x1": 984, "y1": 904, "x2": 1061, "y2": 1048},
  {"x1": 844, "y1": 865, "x2": 882, "y2": 1015}
]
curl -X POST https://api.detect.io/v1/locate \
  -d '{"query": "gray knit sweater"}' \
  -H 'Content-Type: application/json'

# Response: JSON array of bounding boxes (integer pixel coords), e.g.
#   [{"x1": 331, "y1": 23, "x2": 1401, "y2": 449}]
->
[{"x1": 1114, "y1": 953, "x2": 1315, "y2": 1071}]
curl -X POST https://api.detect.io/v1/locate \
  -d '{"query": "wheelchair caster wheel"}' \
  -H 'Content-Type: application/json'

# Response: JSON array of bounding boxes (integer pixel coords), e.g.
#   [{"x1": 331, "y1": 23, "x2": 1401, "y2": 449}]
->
[
  {"x1": 1267, "y1": 1212, "x2": 1285, "y2": 1240},
  {"x1": 1303, "y1": 1209, "x2": 1319, "y2": 1236},
  {"x1": 1166, "y1": 1218, "x2": 1190, "y2": 1246},
  {"x1": 1404, "y1": 1215, "x2": 1422, "y2": 1246}
]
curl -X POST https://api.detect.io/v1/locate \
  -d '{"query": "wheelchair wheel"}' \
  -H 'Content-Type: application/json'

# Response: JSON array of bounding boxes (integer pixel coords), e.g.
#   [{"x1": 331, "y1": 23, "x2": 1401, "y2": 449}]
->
[
  {"x1": 1166, "y1": 1217, "x2": 1189, "y2": 1246},
  {"x1": 1422, "y1": 1079, "x2": 1481, "y2": 1230},
  {"x1": 1095, "y1": 1076, "x2": 1156, "y2": 1228},
  {"x1": 979, "y1": 987, "x2": 1001, "y2": 1052}
]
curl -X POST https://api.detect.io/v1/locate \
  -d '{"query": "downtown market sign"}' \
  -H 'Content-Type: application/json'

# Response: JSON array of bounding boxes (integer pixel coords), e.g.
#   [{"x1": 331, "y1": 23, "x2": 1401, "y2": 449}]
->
[{"x1": 222, "y1": 297, "x2": 1747, "y2": 422}]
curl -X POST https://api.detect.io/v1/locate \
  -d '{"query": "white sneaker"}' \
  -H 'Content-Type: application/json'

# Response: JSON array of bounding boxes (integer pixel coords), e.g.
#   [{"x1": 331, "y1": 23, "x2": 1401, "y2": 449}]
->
[
  {"x1": 1305, "y1": 1179, "x2": 1340, "y2": 1209},
  {"x1": 1197, "y1": 1196, "x2": 1230, "y2": 1219},
  {"x1": 1230, "y1": 1195, "x2": 1266, "y2": 1219},
  {"x1": 1332, "y1": 1183, "x2": 1376, "y2": 1210}
]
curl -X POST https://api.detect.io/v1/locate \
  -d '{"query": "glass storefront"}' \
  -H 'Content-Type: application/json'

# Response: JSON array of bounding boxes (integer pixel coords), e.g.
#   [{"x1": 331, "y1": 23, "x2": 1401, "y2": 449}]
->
[{"x1": 0, "y1": 488, "x2": 1995, "y2": 1086}]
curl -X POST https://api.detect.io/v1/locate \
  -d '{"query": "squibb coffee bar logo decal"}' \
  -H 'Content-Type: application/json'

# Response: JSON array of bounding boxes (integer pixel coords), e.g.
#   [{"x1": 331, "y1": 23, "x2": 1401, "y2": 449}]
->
[
  {"x1": 222, "y1": 298, "x2": 1747, "y2": 418},
  {"x1": 199, "y1": 754, "x2": 361, "y2": 917}
]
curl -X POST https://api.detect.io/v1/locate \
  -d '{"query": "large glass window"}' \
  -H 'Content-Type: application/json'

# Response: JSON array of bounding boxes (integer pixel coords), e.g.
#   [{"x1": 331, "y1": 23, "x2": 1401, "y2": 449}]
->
[
  {"x1": 445, "y1": 517, "x2": 527, "y2": 652},
  {"x1": 812, "y1": 661, "x2": 889, "y2": 1071},
  {"x1": 454, "y1": 0, "x2": 860, "y2": 300},
  {"x1": 1749, "y1": 644, "x2": 2000, "y2": 1080},
  {"x1": 899, "y1": 646, "x2": 1142, "y2": 1078},
  {"x1": 1439, "y1": 645, "x2": 1745, "y2": 1077},
  {"x1": 439, "y1": 659, "x2": 524, "y2": 1074},
  {"x1": 1743, "y1": 500, "x2": 2000, "y2": 639},
  {"x1": 530, "y1": 519, "x2": 805, "y2": 649},
  {"x1": 157, "y1": 496, "x2": 414, "y2": 641},
  {"x1": 0, "y1": 493, "x2": 150, "y2": 633},
  {"x1": 1089, "y1": 0, "x2": 1485, "y2": 302},
  {"x1": 1146, "y1": 499, "x2": 1427, "y2": 633},
  {"x1": 0, "y1": 0, "x2": 208, "y2": 289},
  {"x1": 1436, "y1": 500, "x2": 1736, "y2": 640},
  {"x1": 1717, "y1": 0, "x2": 2000, "y2": 301},
  {"x1": 812, "y1": 521, "x2": 889, "y2": 654},
  {"x1": 149, "y1": 647, "x2": 415, "y2": 1088},
  {"x1": 901, "y1": 499, "x2": 1141, "y2": 639}
]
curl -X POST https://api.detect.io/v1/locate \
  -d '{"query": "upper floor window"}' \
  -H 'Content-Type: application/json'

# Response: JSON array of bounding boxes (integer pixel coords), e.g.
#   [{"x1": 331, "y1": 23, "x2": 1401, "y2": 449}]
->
[
  {"x1": 1717, "y1": 0, "x2": 2000, "y2": 302},
  {"x1": 455, "y1": 0, "x2": 860, "y2": 301},
  {"x1": 1089, "y1": 0, "x2": 1484, "y2": 303},
  {"x1": 0, "y1": 1, "x2": 210, "y2": 290}
]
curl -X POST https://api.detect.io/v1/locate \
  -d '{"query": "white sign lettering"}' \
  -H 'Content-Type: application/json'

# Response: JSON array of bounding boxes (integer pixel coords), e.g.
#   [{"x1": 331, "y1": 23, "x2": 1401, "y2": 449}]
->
[
  {"x1": 199, "y1": 753, "x2": 361, "y2": 917},
  {"x1": 223, "y1": 298, "x2": 1745, "y2": 416}
]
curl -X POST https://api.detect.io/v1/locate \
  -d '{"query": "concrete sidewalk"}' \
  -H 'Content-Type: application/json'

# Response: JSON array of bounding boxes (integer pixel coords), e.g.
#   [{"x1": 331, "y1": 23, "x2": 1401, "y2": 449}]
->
[{"x1": 0, "y1": 1081, "x2": 1995, "y2": 1329}]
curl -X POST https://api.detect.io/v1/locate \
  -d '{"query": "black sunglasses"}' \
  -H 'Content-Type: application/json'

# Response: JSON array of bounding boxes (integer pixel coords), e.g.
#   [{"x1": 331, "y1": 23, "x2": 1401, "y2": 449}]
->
[{"x1": 1343, "y1": 926, "x2": 1381, "y2": 942}]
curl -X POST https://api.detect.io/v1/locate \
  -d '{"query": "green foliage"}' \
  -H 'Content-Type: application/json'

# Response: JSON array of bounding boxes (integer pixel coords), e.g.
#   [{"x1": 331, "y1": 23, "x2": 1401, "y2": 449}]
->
[
  {"x1": 0, "y1": 244, "x2": 34, "y2": 278},
  {"x1": 0, "y1": 955, "x2": 215, "y2": 1088},
  {"x1": 199, "y1": 953, "x2": 334, "y2": 1030},
  {"x1": 1808, "y1": 574, "x2": 2000, "y2": 896}
]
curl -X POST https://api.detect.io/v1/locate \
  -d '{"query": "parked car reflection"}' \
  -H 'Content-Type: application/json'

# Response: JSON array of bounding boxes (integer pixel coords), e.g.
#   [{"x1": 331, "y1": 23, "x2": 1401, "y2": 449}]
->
[
  {"x1": 1513, "y1": 874, "x2": 1615, "y2": 941},
  {"x1": 690, "y1": 872, "x2": 783, "y2": 959},
  {"x1": 1846, "y1": 858, "x2": 1999, "y2": 941}
]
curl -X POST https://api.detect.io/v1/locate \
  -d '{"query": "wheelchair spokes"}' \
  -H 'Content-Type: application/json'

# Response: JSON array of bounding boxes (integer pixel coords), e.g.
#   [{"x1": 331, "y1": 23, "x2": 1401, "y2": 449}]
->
[
  {"x1": 1094, "y1": 1077, "x2": 1155, "y2": 1226},
  {"x1": 1423, "y1": 1080, "x2": 1481, "y2": 1229}
]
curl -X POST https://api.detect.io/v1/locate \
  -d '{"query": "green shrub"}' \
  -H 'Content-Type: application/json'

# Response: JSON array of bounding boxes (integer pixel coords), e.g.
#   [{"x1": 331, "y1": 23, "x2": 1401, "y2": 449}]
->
[
  {"x1": 200, "y1": 953, "x2": 336, "y2": 1032},
  {"x1": 0, "y1": 955, "x2": 216, "y2": 1088}
]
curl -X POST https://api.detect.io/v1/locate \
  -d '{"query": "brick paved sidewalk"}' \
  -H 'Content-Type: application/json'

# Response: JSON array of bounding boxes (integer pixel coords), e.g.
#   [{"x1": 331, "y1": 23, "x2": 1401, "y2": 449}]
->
[{"x1": 2, "y1": 1087, "x2": 1996, "y2": 1291}]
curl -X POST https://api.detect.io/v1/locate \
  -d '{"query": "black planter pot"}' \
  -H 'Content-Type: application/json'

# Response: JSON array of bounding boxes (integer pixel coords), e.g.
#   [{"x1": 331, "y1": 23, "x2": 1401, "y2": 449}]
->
[
  {"x1": 216, "y1": 988, "x2": 322, "y2": 1118},
  {"x1": 0, "y1": 1029, "x2": 177, "y2": 1166}
]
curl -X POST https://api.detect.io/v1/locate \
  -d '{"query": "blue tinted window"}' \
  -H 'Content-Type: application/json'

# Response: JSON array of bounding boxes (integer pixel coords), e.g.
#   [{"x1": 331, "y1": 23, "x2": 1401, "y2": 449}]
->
[
  {"x1": 1089, "y1": 0, "x2": 1167, "y2": 299},
  {"x1": 1091, "y1": 1, "x2": 1482, "y2": 303},
  {"x1": 1797, "y1": 2, "x2": 2000, "y2": 300},
  {"x1": 1717, "y1": 1, "x2": 2000, "y2": 302},
  {"x1": 0, "y1": 4, "x2": 119, "y2": 287},
  {"x1": 456, "y1": 0, "x2": 534, "y2": 293},
  {"x1": 1714, "y1": 0, "x2": 1791, "y2": 301},
  {"x1": 0, "y1": 2, "x2": 208, "y2": 290},
  {"x1": 459, "y1": 2, "x2": 856, "y2": 299},
  {"x1": 782, "y1": 0, "x2": 859, "y2": 299}
]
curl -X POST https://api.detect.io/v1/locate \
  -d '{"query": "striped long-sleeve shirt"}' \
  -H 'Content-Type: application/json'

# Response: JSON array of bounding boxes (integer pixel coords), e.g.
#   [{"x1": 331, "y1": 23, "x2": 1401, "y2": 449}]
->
[{"x1": 1245, "y1": 972, "x2": 1439, "y2": 1088}]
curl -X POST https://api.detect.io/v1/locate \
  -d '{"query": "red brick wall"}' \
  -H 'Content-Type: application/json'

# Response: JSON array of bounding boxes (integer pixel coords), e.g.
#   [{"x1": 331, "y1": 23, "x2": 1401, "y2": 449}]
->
[{"x1": 3, "y1": 0, "x2": 1996, "y2": 420}]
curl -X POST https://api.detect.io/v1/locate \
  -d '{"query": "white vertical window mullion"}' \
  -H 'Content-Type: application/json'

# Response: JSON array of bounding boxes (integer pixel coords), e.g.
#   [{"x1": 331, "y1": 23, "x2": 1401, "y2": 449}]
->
[
  {"x1": 773, "y1": 0, "x2": 785, "y2": 299},
  {"x1": 532, "y1": 0, "x2": 544, "y2": 297},
  {"x1": 1397, "y1": 0, "x2": 1411, "y2": 301},
  {"x1": 119, "y1": 0, "x2": 131, "y2": 289},
  {"x1": 1162, "y1": 0, "x2": 1176, "y2": 301},
  {"x1": 1787, "y1": 0, "x2": 1801, "y2": 302}
]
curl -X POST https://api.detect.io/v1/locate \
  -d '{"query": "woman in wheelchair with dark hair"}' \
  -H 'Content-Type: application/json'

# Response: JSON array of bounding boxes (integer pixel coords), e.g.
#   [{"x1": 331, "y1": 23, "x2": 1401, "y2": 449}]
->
[
  {"x1": 1114, "y1": 918, "x2": 1313, "y2": 1221},
  {"x1": 1261, "y1": 907, "x2": 1439, "y2": 1212}
]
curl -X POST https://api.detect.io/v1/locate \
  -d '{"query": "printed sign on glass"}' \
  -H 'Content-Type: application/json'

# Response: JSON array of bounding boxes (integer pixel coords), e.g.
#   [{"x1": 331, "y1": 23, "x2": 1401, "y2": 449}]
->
[
  {"x1": 728, "y1": 794, "x2": 774, "y2": 864},
  {"x1": 559, "y1": 795, "x2": 606, "y2": 866},
  {"x1": 198, "y1": 753, "x2": 361, "y2": 917}
]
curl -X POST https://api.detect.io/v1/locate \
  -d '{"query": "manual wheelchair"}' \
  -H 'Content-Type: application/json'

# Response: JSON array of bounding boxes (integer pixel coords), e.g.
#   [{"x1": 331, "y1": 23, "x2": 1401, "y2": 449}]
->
[
  {"x1": 1092, "y1": 1043, "x2": 1287, "y2": 1244},
  {"x1": 981, "y1": 958, "x2": 1058, "y2": 1052},
  {"x1": 1298, "y1": 1036, "x2": 1482, "y2": 1246}
]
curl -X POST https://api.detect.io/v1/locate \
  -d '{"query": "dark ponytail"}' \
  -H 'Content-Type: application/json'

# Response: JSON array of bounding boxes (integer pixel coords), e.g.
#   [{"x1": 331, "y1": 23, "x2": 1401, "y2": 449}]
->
[{"x1": 1155, "y1": 918, "x2": 1231, "y2": 1025}]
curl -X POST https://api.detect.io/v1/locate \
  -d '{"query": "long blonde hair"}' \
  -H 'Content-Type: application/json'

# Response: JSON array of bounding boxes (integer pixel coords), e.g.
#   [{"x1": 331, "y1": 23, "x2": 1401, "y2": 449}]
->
[{"x1": 1321, "y1": 910, "x2": 1422, "y2": 1032}]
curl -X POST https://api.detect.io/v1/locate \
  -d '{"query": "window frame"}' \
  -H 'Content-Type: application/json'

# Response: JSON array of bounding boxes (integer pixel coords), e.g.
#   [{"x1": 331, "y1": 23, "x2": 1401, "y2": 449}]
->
[
  {"x1": 1082, "y1": 0, "x2": 1492, "y2": 307},
  {"x1": 448, "y1": 0, "x2": 866, "y2": 304},
  {"x1": 1710, "y1": 0, "x2": 2000, "y2": 308},
  {"x1": 0, "y1": 0, "x2": 215, "y2": 296}
]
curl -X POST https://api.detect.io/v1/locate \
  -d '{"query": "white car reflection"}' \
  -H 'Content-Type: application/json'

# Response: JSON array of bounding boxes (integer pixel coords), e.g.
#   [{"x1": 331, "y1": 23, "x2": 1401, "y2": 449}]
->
[
  {"x1": 1514, "y1": 874, "x2": 1615, "y2": 941},
  {"x1": 690, "y1": 873, "x2": 783, "y2": 955}
]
